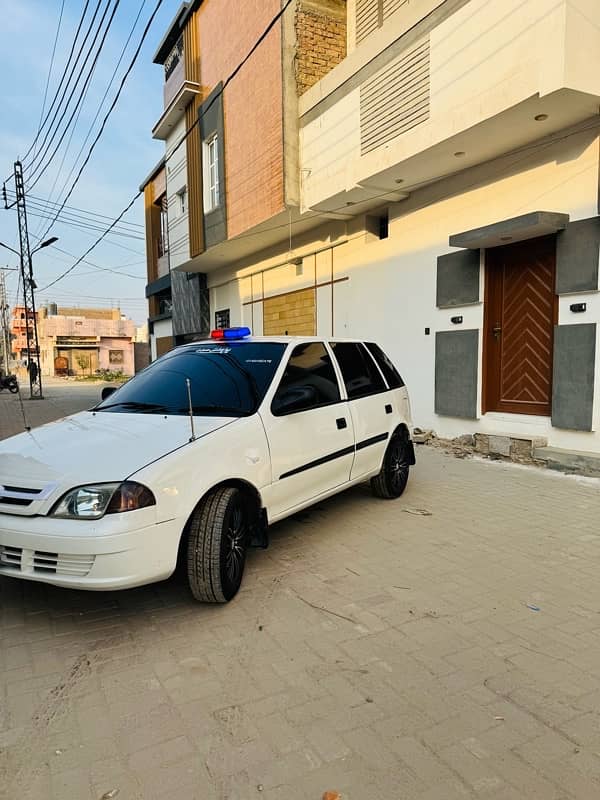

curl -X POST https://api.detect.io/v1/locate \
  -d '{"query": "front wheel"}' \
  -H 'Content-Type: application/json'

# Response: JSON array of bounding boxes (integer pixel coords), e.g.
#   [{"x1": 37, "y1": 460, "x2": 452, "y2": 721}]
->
[
  {"x1": 187, "y1": 487, "x2": 249, "y2": 603},
  {"x1": 8, "y1": 381, "x2": 18, "y2": 394},
  {"x1": 371, "y1": 432, "x2": 411, "y2": 499}
]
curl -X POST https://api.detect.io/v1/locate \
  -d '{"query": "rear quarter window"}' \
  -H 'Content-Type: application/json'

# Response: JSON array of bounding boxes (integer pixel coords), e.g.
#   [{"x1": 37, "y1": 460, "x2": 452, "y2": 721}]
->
[
  {"x1": 330, "y1": 341, "x2": 386, "y2": 399},
  {"x1": 365, "y1": 342, "x2": 405, "y2": 388}
]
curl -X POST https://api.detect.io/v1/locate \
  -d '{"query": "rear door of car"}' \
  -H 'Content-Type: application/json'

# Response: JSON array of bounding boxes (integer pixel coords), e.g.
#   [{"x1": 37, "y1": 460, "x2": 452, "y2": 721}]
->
[
  {"x1": 329, "y1": 341, "x2": 392, "y2": 481},
  {"x1": 261, "y1": 341, "x2": 355, "y2": 520}
]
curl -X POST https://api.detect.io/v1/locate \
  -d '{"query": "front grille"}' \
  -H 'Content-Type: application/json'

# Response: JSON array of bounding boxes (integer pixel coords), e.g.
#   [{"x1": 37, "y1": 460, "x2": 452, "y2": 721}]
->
[
  {"x1": 0, "y1": 482, "x2": 58, "y2": 515},
  {"x1": 33, "y1": 551, "x2": 95, "y2": 577},
  {"x1": 0, "y1": 545, "x2": 23, "y2": 569}
]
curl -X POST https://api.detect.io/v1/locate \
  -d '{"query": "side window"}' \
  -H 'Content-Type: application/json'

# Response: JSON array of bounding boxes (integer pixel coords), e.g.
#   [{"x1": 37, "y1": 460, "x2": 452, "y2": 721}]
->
[
  {"x1": 330, "y1": 342, "x2": 386, "y2": 399},
  {"x1": 272, "y1": 342, "x2": 341, "y2": 415},
  {"x1": 365, "y1": 342, "x2": 405, "y2": 388}
]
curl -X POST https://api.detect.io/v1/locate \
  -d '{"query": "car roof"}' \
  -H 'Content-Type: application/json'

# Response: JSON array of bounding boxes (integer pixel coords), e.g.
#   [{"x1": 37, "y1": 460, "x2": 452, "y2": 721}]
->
[{"x1": 178, "y1": 335, "x2": 369, "y2": 347}]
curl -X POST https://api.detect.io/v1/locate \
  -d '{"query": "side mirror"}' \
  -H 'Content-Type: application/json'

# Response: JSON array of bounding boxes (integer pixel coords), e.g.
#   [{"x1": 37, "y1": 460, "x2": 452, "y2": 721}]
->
[
  {"x1": 272, "y1": 385, "x2": 318, "y2": 415},
  {"x1": 101, "y1": 386, "x2": 117, "y2": 401}
]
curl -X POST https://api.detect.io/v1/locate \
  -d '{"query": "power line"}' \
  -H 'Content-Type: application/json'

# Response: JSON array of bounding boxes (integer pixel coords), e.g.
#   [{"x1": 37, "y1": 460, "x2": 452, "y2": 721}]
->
[
  {"x1": 47, "y1": 0, "x2": 150, "y2": 223},
  {"x1": 39, "y1": 0, "x2": 294, "y2": 290},
  {"x1": 37, "y1": 0, "x2": 165, "y2": 243},
  {"x1": 31, "y1": 0, "x2": 67, "y2": 164},
  {"x1": 21, "y1": 0, "x2": 97, "y2": 165},
  {"x1": 40, "y1": 193, "x2": 143, "y2": 290},
  {"x1": 24, "y1": 192, "x2": 143, "y2": 228},
  {"x1": 27, "y1": 0, "x2": 122, "y2": 188}
]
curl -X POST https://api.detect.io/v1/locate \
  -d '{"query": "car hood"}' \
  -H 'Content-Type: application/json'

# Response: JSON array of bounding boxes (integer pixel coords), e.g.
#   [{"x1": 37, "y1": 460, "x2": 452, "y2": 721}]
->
[{"x1": 0, "y1": 410, "x2": 234, "y2": 489}]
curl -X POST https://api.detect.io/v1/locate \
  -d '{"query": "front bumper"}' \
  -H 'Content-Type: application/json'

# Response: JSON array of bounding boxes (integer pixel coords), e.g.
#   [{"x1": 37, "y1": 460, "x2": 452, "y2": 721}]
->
[{"x1": 0, "y1": 511, "x2": 183, "y2": 590}]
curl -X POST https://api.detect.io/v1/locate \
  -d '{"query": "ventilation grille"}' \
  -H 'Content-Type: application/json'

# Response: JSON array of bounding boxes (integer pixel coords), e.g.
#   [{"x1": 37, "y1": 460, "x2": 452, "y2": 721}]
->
[
  {"x1": 0, "y1": 545, "x2": 22, "y2": 569},
  {"x1": 356, "y1": 0, "x2": 379, "y2": 44},
  {"x1": 32, "y1": 551, "x2": 96, "y2": 577},
  {"x1": 356, "y1": 0, "x2": 410, "y2": 44},
  {"x1": 360, "y1": 38, "x2": 430, "y2": 155},
  {"x1": 0, "y1": 485, "x2": 42, "y2": 507},
  {"x1": 383, "y1": 0, "x2": 409, "y2": 21},
  {"x1": 0, "y1": 544, "x2": 95, "y2": 578}
]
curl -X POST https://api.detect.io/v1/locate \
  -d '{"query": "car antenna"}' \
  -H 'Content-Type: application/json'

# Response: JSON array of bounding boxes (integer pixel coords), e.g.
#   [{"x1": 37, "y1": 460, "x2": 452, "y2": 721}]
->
[
  {"x1": 185, "y1": 378, "x2": 196, "y2": 442},
  {"x1": 16, "y1": 384, "x2": 31, "y2": 432}
]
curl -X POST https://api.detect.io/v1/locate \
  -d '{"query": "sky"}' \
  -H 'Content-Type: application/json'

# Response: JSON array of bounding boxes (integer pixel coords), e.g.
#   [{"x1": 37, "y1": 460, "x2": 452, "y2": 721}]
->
[{"x1": 0, "y1": 0, "x2": 180, "y2": 325}]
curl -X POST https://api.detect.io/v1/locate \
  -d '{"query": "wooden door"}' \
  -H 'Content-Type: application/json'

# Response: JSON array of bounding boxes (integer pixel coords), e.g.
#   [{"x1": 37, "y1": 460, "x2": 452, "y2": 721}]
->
[
  {"x1": 483, "y1": 236, "x2": 557, "y2": 416},
  {"x1": 263, "y1": 288, "x2": 316, "y2": 336}
]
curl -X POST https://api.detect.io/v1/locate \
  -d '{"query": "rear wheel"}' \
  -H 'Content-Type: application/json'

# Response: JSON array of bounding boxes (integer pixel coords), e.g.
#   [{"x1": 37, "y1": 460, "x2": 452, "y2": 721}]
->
[
  {"x1": 371, "y1": 431, "x2": 410, "y2": 499},
  {"x1": 8, "y1": 381, "x2": 18, "y2": 394},
  {"x1": 187, "y1": 487, "x2": 249, "y2": 603}
]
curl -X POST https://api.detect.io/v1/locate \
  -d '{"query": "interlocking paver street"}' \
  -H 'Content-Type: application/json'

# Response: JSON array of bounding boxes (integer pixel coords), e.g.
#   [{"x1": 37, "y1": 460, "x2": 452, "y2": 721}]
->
[{"x1": 2, "y1": 384, "x2": 600, "y2": 799}]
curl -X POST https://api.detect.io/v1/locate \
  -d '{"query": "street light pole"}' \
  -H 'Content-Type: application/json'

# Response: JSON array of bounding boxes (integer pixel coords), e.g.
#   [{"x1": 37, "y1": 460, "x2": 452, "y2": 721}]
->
[{"x1": 0, "y1": 162, "x2": 58, "y2": 399}]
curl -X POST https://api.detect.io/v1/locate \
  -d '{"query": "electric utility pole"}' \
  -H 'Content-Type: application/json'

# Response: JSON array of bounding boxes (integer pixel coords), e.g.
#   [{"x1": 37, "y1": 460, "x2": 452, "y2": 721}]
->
[
  {"x1": 13, "y1": 161, "x2": 43, "y2": 398},
  {"x1": 0, "y1": 270, "x2": 9, "y2": 373}
]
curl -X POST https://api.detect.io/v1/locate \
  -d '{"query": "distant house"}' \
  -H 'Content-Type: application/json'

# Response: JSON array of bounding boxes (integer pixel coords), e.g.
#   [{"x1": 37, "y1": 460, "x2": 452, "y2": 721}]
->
[{"x1": 10, "y1": 304, "x2": 136, "y2": 377}]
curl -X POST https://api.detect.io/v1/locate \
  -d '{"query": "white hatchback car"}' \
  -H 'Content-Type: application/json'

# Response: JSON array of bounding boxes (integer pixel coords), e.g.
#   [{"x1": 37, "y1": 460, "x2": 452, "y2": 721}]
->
[{"x1": 0, "y1": 330, "x2": 415, "y2": 603}]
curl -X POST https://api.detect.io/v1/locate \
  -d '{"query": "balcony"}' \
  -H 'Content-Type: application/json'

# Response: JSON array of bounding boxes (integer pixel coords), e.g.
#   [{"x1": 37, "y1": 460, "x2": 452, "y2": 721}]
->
[
  {"x1": 299, "y1": 0, "x2": 600, "y2": 215},
  {"x1": 152, "y1": 35, "x2": 200, "y2": 141}
]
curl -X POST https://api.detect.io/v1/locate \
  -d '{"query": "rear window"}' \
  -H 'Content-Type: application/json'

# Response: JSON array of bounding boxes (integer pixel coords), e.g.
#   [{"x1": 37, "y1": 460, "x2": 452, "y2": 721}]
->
[
  {"x1": 365, "y1": 342, "x2": 405, "y2": 388},
  {"x1": 330, "y1": 342, "x2": 386, "y2": 399}
]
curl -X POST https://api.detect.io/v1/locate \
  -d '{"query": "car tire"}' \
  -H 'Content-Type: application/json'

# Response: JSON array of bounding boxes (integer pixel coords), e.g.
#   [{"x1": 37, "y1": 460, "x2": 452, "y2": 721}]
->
[
  {"x1": 187, "y1": 486, "x2": 249, "y2": 603},
  {"x1": 371, "y1": 430, "x2": 410, "y2": 499}
]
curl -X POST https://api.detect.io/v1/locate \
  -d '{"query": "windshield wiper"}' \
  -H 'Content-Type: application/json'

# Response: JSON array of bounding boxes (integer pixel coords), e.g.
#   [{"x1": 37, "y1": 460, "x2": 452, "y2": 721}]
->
[{"x1": 96, "y1": 401, "x2": 169, "y2": 413}]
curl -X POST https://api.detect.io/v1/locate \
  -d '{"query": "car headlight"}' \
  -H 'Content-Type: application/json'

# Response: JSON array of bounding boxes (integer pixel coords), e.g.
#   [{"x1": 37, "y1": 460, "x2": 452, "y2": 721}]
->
[{"x1": 50, "y1": 481, "x2": 156, "y2": 520}]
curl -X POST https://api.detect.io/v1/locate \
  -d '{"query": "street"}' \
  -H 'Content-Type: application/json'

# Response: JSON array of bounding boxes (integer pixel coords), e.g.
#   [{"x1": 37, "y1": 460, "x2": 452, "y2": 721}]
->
[{"x1": 1, "y1": 385, "x2": 600, "y2": 799}]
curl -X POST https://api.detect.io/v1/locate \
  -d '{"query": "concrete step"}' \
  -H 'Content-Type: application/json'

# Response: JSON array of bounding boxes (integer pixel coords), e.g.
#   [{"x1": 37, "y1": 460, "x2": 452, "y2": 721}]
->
[
  {"x1": 533, "y1": 446, "x2": 600, "y2": 476},
  {"x1": 474, "y1": 433, "x2": 548, "y2": 460}
]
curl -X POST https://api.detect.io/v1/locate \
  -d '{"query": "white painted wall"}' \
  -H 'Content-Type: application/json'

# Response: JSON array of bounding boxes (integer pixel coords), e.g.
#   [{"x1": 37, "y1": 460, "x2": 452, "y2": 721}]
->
[{"x1": 207, "y1": 126, "x2": 600, "y2": 452}]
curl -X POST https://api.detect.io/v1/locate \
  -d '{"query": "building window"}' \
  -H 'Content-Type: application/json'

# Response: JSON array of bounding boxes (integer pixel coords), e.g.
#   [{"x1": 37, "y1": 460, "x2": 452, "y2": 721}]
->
[
  {"x1": 215, "y1": 309, "x2": 230, "y2": 329},
  {"x1": 109, "y1": 349, "x2": 124, "y2": 365},
  {"x1": 157, "y1": 195, "x2": 169, "y2": 258},
  {"x1": 203, "y1": 134, "x2": 220, "y2": 212},
  {"x1": 177, "y1": 187, "x2": 187, "y2": 216}
]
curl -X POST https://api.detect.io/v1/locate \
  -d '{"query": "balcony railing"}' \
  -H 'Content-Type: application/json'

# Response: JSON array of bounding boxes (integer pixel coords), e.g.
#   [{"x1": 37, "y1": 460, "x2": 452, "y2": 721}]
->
[
  {"x1": 163, "y1": 36, "x2": 185, "y2": 109},
  {"x1": 164, "y1": 36, "x2": 183, "y2": 81}
]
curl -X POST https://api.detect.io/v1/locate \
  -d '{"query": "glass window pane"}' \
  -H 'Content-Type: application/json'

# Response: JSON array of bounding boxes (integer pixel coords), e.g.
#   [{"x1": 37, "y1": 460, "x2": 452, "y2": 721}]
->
[
  {"x1": 365, "y1": 342, "x2": 404, "y2": 388},
  {"x1": 273, "y1": 342, "x2": 340, "y2": 413},
  {"x1": 330, "y1": 342, "x2": 386, "y2": 399}
]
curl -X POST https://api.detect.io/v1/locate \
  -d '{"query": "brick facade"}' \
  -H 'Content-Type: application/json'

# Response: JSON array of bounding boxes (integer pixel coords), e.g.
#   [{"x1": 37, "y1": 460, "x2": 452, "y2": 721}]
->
[
  {"x1": 295, "y1": 0, "x2": 347, "y2": 96},
  {"x1": 195, "y1": 0, "x2": 285, "y2": 239}
]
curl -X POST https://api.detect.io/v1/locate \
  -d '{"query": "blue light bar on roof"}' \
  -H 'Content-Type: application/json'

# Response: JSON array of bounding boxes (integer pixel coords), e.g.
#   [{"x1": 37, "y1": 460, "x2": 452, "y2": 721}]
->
[{"x1": 210, "y1": 327, "x2": 251, "y2": 340}]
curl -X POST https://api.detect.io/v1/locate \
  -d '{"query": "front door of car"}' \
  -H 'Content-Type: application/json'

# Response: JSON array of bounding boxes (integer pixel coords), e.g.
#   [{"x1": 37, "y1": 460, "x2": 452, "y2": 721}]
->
[
  {"x1": 261, "y1": 342, "x2": 355, "y2": 520},
  {"x1": 329, "y1": 341, "x2": 392, "y2": 481}
]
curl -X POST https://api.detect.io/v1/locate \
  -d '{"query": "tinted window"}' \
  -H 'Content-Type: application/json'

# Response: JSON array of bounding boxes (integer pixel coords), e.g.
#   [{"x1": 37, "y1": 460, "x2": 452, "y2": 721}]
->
[
  {"x1": 365, "y1": 342, "x2": 405, "y2": 388},
  {"x1": 96, "y1": 342, "x2": 285, "y2": 416},
  {"x1": 272, "y1": 342, "x2": 340, "y2": 414},
  {"x1": 330, "y1": 342, "x2": 386, "y2": 399}
]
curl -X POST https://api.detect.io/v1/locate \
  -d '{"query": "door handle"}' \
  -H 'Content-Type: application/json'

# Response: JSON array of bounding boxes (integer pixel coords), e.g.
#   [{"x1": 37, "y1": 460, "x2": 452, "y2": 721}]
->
[
  {"x1": 336, "y1": 417, "x2": 347, "y2": 430},
  {"x1": 385, "y1": 404, "x2": 393, "y2": 415},
  {"x1": 492, "y1": 325, "x2": 502, "y2": 340}
]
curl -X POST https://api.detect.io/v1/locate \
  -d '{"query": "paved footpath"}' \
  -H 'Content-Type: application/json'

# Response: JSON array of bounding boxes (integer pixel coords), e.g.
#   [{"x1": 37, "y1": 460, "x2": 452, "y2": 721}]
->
[{"x1": 1, "y1": 385, "x2": 600, "y2": 799}]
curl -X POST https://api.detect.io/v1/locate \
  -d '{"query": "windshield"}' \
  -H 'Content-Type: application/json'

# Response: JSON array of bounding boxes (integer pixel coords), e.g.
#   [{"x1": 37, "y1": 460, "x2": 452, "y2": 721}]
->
[{"x1": 95, "y1": 341, "x2": 286, "y2": 416}]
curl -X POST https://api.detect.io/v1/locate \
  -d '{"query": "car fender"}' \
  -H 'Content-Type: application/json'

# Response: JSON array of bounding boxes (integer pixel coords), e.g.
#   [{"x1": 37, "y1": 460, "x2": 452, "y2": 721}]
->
[{"x1": 129, "y1": 414, "x2": 271, "y2": 526}]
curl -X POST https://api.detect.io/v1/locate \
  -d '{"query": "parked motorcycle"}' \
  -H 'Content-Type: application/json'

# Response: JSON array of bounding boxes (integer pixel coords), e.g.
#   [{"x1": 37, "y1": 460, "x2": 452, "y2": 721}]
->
[{"x1": 0, "y1": 374, "x2": 19, "y2": 393}]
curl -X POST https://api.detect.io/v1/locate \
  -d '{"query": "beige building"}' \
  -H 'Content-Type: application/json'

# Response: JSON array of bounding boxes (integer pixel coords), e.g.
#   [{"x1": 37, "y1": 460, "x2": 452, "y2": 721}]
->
[{"x1": 37, "y1": 306, "x2": 136, "y2": 377}]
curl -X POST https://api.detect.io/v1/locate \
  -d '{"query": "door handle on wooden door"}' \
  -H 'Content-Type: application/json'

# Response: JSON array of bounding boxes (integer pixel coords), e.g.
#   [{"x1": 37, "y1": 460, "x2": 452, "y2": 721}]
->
[{"x1": 492, "y1": 325, "x2": 502, "y2": 340}]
